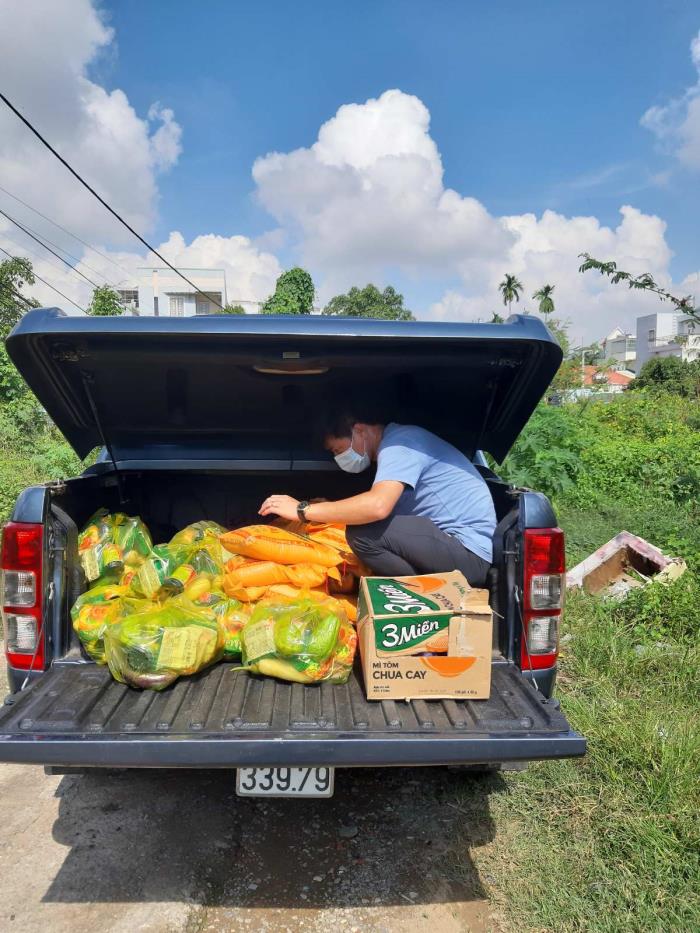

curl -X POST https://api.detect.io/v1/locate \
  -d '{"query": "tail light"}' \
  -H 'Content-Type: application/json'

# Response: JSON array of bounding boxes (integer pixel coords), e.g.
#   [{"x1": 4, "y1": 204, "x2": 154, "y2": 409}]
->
[
  {"x1": 1, "y1": 522, "x2": 45, "y2": 671},
  {"x1": 521, "y1": 528, "x2": 565, "y2": 671}
]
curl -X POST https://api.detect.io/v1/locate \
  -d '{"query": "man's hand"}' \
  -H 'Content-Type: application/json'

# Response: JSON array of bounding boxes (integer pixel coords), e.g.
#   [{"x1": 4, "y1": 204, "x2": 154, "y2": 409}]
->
[{"x1": 258, "y1": 494, "x2": 300, "y2": 522}]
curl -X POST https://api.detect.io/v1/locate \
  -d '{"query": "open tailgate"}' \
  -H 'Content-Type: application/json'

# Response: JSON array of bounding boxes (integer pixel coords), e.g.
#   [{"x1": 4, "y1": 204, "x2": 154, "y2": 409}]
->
[{"x1": 0, "y1": 662, "x2": 585, "y2": 768}]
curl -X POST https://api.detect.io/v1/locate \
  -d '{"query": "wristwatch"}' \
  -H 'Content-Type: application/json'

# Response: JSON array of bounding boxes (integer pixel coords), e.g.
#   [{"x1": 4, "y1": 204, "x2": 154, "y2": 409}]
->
[{"x1": 297, "y1": 500, "x2": 310, "y2": 523}]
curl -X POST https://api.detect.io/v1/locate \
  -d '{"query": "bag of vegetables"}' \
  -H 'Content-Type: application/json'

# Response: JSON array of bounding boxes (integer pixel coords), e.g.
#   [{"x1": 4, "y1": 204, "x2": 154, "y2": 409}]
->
[
  {"x1": 194, "y1": 590, "x2": 249, "y2": 658},
  {"x1": 78, "y1": 509, "x2": 152, "y2": 587},
  {"x1": 105, "y1": 598, "x2": 225, "y2": 690},
  {"x1": 70, "y1": 584, "x2": 146, "y2": 663},
  {"x1": 240, "y1": 597, "x2": 356, "y2": 685},
  {"x1": 170, "y1": 521, "x2": 230, "y2": 562},
  {"x1": 128, "y1": 541, "x2": 224, "y2": 600}
]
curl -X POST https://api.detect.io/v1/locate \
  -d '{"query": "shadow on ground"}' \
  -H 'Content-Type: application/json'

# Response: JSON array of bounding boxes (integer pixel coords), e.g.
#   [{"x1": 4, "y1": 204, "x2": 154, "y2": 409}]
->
[{"x1": 45, "y1": 767, "x2": 505, "y2": 911}]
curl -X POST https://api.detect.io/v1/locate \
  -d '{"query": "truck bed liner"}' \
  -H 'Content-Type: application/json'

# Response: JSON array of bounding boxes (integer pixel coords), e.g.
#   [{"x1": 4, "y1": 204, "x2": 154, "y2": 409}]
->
[{"x1": 0, "y1": 662, "x2": 584, "y2": 768}]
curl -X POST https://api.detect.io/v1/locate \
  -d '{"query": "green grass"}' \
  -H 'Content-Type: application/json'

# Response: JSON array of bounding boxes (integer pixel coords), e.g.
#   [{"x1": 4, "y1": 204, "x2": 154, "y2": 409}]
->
[{"x1": 455, "y1": 505, "x2": 700, "y2": 932}]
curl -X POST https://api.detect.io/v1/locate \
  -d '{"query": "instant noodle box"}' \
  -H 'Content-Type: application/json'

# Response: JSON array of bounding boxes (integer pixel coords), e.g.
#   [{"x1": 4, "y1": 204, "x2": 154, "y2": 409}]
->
[{"x1": 357, "y1": 571, "x2": 493, "y2": 701}]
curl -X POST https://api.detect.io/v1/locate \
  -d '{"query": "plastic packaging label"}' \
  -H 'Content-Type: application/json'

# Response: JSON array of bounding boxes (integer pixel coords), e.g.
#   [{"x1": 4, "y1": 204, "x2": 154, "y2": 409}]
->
[
  {"x1": 243, "y1": 620, "x2": 276, "y2": 664},
  {"x1": 136, "y1": 560, "x2": 162, "y2": 597},
  {"x1": 157, "y1": 625, "x2": 217, "y2": 671},
  {"x1": 81, "y1": 548, "x2": 100, "y2": 582}
]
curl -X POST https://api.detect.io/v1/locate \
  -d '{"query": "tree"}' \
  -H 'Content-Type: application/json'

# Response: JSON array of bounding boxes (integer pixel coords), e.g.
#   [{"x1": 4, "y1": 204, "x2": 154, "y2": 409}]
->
[
  {"x1": 1, "y1": 256, "x2": 37, "y2": 402},
  {"x1": 533, "y1": 284, "x2": 555, "y2": 317},
  {"x1": 490, "y1": 312, "x2": 505, "y2": 324},
  {"x1": 632, "y1": 356, "x2": 700, "y2": 398},
  {"x1": 323, "y1": 284, "x2": 415, "y2": 320},
  {"x1": 87, "y1": 285, "x2": 123, "y2": 316},
  {"x1": 220, "y1": 304, "x2": 246, "y2": 315},
  {"x1": 1, "y1": 256, "x2": 36, "y2": 336},
  {"x1": 262, "y1": 267, "x2": 315, "y2": 315},
  {"x1": 578, "y1": 253, "x2": 699, "y2": 325},
  {"x1": 499, "y1": 273, "x2": 524, "y2": 313}
]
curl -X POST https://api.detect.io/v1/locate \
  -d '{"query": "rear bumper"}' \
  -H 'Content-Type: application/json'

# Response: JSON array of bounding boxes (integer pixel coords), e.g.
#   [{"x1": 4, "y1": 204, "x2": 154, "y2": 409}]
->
[{"x1": 0, "y1": 730, "x2": 586, "y2": 769}]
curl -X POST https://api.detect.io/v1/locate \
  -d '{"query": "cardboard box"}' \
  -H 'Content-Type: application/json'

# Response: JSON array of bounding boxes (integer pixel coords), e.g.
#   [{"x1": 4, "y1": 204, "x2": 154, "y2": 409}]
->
[{"x1": 357, "y1": 571, "x2": 492, "y2": 701}]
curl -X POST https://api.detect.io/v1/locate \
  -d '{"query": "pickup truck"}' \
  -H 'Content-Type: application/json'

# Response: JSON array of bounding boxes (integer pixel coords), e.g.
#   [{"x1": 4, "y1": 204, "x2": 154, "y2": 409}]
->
[{"x1": 0, "y1": 309, "x2": 585, "y2": 784}]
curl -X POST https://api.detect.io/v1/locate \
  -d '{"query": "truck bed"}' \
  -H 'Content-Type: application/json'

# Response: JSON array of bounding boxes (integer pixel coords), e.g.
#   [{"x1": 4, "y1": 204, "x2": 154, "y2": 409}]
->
[{"x1": 0, "y1": 661, "x2": 584, "y2": 768}]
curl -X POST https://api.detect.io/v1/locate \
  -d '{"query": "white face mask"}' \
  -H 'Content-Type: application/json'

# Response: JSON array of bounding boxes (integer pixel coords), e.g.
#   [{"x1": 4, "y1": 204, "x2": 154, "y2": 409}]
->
[{"x1": 334, "y1": 431, "x2": 371, "y2": 473}]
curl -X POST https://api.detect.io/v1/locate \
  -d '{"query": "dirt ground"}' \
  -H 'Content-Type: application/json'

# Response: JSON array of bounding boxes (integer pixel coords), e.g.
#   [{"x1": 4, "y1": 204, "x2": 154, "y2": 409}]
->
[{"x1": 0, "y1": 663, "x2": 504, "y2": 932}]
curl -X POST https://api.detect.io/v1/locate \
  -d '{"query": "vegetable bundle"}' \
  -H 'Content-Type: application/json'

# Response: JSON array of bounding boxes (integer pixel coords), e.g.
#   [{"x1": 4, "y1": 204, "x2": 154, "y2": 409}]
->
[
  {"x1": 241, "y1": 596, "x2": 357, "y2": 685},
  {"x1": 105, "y1": 597, "x2": 225, "y2": 690}
]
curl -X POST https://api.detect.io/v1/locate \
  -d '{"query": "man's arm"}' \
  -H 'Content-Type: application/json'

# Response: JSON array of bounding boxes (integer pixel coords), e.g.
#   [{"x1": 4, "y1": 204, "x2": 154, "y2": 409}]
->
[{"x1": 258, "y1": 481, "x2": 404, "y2": 525}]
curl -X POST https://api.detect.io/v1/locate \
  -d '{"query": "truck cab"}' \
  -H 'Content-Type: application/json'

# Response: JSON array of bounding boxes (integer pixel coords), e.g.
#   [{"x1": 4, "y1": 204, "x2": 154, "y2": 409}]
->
[{"x1": 0, "y1": 309, "x2": 585, "y2": 771}]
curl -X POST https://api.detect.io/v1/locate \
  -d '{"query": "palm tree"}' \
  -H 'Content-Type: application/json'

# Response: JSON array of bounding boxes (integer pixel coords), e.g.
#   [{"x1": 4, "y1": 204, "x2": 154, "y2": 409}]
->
[
  {"x1": 499, "y1": 273, "x2": 524, "y2": 314},
  {"x1": 533, "y1": 284, "x2": 556, "y2": 317}
]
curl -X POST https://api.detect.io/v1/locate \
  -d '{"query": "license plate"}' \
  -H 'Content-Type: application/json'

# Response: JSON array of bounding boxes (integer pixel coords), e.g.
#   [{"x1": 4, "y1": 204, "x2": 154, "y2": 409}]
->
[{"x1": 236, "y1": 766, "x2": 335, "y2": 797}]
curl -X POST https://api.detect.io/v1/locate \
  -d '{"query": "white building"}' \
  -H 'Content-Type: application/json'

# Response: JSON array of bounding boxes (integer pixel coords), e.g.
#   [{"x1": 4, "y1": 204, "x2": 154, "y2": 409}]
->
[
  {"x1": 601, "y1": 327, "x2": 637, "y2": 371},
  {"x1": 635, "y1": 311, "x2": 700, "y2": 370},
  {"x1": 117, "y1": 267, "x2": 230, "y2": 316}
]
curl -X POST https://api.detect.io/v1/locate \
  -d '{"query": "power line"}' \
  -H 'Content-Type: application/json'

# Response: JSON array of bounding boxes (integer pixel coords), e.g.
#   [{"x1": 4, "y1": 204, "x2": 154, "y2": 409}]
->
[
  {"x1": 0, "y1": 206, "x2": 101, "y2": 289},
  {"x1": 0, "y1": 244, "x2": 85, "y2": 312},
  {"x1": 0, "y1": 91, "x2": 225, "y2": 310},
  {"x1": 0, "y1": 197, "x2": 123, "y2": 289},
  {"x1": 0, "y1": 182, "x2": 137, "y2": 283},
  {"x1": 0, "y1": 233, "x2": 86, "y2": 293}
]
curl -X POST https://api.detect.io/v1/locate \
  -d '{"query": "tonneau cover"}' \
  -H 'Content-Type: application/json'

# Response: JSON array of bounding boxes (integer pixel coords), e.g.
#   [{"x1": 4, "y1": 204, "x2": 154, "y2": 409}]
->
[
  {"x1": 6, "y1": 309, "x2": 562, "y2": 464},
  {"x1": 0, "y1": 662, "x2": 585, "y2": 767}
]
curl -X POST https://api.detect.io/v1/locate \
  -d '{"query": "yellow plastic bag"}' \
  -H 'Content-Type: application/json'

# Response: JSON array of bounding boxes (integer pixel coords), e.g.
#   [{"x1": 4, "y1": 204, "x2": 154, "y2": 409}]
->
[
  {"x1": 70, "y1": 585, "x2": 147, "y2": 663},
  {"x1": 220, "y1": 525, "x2": 343, "y2": 568},
  {"x1": 78, "y1": 510, "x2": 152, "y2": 587},
  {"x1": 264, "y1": 584, "x2": 358, "y2": 622},
  {"x1": 194, "y1": 590, "x2": 249, "y2": 658},
  {"x1": 240, "y1": 596, "x2": 354, "y2": 685},
  {"x1": 105, "y1": 598, "x2": 225, "y2": 690}
]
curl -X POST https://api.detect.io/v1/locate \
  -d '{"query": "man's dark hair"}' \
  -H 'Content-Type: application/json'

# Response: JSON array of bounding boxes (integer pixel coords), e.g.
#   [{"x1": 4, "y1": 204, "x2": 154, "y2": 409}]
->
[{"x1": 321, "y1": 409, "x2": 385, "y2": 440}]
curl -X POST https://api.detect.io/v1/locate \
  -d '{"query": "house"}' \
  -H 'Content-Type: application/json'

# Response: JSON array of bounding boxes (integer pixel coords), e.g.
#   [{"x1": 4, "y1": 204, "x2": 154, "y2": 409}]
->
[
  {"x1": 581, "y1": 365, "x2": 635, "y2": 393},
  {"x1": 601, "y1": 327, "x2": 637, "y2": 371},
  {"x1": 117, "y1": 267, "x2": 229, "y2": 316},
  {"x1": 635, "y1": 311, "x2": 700, "y2": 370}
]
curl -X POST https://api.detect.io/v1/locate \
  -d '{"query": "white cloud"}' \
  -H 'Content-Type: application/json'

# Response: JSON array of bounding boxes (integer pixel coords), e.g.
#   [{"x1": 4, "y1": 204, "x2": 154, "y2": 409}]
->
[
  {"x1": 429, "y1": 206, "x2": 676, "y2": 341},
  {"x1": 0, "y1": 0, "x2": 182, "y2": 245},
  {"x1": 156, "y1": 231, "x2": 282, "y2": 305},
  {"x1": 0, "y1": 228, "x2": 282, "y2": 314},
  {"x1": 252, "y1": 88, "x2": 689, "y2": 341},
  {"x1": 641, "y1": 29, "x2": 700, "y2": 171},
  {"x1": 253, "y1": 89, "x2": 511, "y2": 296}
]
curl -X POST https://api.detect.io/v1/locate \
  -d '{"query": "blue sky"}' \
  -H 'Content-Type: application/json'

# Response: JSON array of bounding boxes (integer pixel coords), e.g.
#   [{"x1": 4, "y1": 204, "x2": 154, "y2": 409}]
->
[
  {"x1": 100, "y1": 0, "x2": 699, "y2": 276},
  {"x1": 0, "y1": 0, "x2": 698, "y2": 339}
]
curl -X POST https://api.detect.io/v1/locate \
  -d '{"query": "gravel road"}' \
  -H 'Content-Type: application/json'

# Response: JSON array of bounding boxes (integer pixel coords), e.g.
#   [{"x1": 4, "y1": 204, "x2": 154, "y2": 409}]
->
[{"x1": 0, "y1": 665, "x2": 501, "y2": 932}]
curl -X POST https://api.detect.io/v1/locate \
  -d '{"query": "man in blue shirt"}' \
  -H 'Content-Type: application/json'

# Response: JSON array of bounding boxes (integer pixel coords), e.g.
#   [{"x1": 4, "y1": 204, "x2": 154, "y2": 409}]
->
[{"x1": 259, "y1": 414, "x2": 496, "y2": 587}]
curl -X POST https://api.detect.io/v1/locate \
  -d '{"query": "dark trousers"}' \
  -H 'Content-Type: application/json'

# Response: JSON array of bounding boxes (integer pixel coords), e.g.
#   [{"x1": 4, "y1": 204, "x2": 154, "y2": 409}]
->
[{"x1": 347, "y1": 514, "x2": 491, "y2": 588}]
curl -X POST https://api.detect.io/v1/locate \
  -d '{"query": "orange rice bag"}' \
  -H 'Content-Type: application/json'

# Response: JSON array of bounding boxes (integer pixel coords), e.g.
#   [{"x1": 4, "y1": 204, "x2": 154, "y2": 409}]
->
[{"x1": 220, "y1": 525, "x2": 343, "y2": 568}]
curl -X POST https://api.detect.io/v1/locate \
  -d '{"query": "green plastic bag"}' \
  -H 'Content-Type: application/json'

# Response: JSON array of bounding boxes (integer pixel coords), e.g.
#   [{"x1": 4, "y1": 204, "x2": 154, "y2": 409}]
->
[
  {"x1": 78, "y1": 510, "x2": 152, "y2": 587},
  {"x1": 104, "y1": 597, "x2": 225, "y2": 690},
  {"x1": 240, "y1": 598, "x2": 355, "y2": 684}
]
